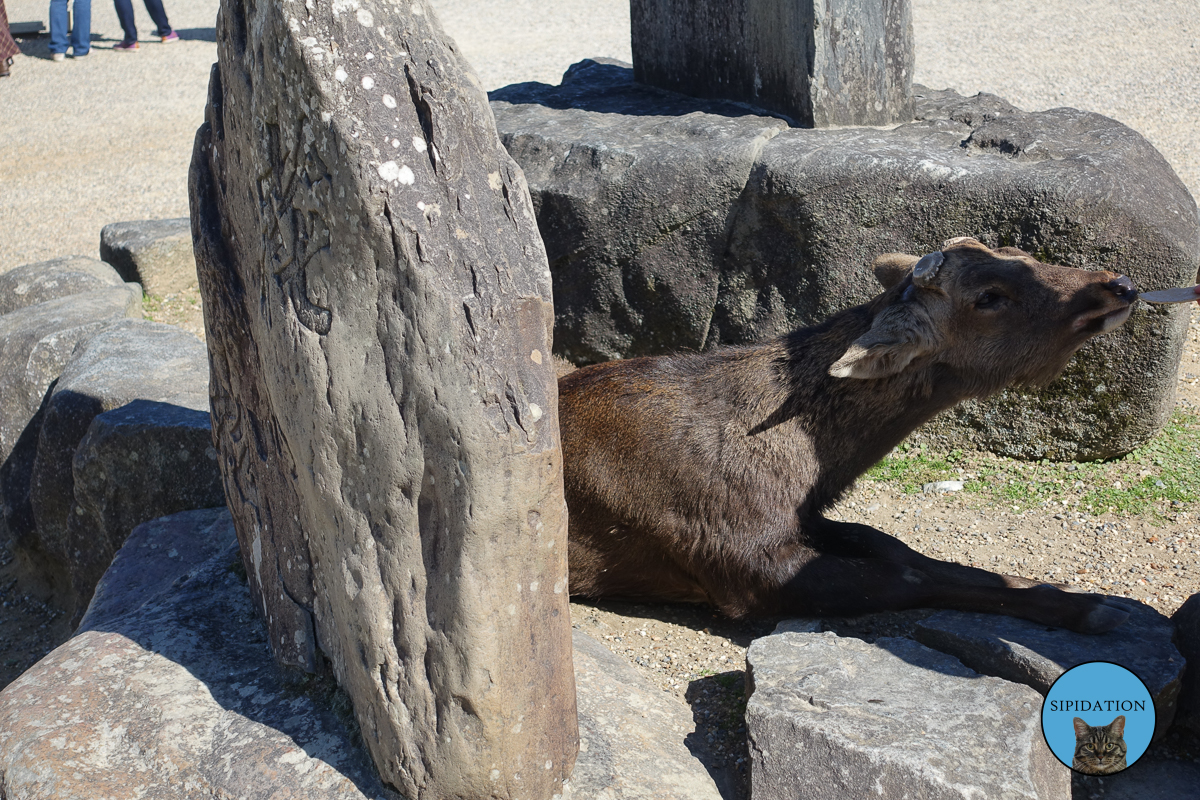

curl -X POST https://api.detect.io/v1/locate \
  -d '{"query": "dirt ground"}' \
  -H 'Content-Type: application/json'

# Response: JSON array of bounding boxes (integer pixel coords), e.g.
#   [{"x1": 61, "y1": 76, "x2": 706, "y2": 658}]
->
[{"x1": 2, "y1": 299, "x2": 1199, "y2": 795}]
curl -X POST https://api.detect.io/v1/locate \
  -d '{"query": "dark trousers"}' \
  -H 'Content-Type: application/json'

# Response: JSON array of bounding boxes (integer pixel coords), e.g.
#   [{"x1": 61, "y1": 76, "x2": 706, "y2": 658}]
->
[{"x1": 113, "y1": 0, "x2": 171, "y2": 41}]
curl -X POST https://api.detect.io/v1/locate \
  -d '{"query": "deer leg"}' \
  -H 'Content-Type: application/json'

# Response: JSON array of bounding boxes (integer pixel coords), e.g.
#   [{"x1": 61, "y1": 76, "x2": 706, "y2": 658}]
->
[
  {"x1": 780, "y1": 537, "x2": 1130, "y2": 634},
  {"x1": 808, "y1": 516, "x2": 1050, "y2": 589}
]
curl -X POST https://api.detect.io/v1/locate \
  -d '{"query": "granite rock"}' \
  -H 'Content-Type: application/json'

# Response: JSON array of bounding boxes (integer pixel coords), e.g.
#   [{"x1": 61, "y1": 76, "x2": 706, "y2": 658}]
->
[
  {"x1": 190, "y1": 0, "x2": 577, "y2": 795},
  {"x1": 630, "y1": 0, "x2": 914, "y2": 127},
  {"x1": 568, "y1": 629, "x2": 723, "y2": 800},
  {"x1": 0, "y1": 509, "x2": 720, "y2": 800},
  {"x1": 100, "y1": 218, "x2": 197, "y2": 296},
  {"x1": 0, "y1": 256, "x2": 126, "y2": 315},
  {"x1": 68, "y1": 398, "x2": 224, "y2": 620},
  {"x1": 0, "y1": 507, "x2": 400, "y2": 800},
  {"x1": 0, "y1": 286, "x2": 143, "y2": 556},
  {"x1": 25, "y1": 319, "x2": 209, "y2": 614},
  {"x1": 492, "y1": 64, "x2": 1200, "y2": 460},
  {"x1": 745, "y1": 628, "x2": 1068, "y2": 800},
  {"x1": 1170, "y1": 593, "x2": 1200, "y2": 736},
  {"x1": 915, "y1": 603, "x2": 1183, "y2": 740}
]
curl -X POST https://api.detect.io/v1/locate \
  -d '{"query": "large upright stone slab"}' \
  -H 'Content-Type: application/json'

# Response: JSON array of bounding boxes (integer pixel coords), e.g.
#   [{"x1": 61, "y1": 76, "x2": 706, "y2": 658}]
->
[
  {"x1": 492, "y1": 65, "x2": 1200, "y2": 460},
  {"x1": 630, "y1": 0, "x2": 914, "y2": 127},
  {"x1": 189, "y1": 1, "x2": 576, "y2": 797}
]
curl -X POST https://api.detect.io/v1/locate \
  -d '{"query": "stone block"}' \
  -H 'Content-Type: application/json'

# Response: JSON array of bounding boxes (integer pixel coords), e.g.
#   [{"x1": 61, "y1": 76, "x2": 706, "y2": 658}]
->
[
  {"x1": 629, "y1": 0, "x2": 914, "y2": 127},
  {"x1": 745, "y1": 629, "x2": 1068, "y2": 799},
  {"x1": 0, "y1": 508, "x2": 400, "y2": 800},
  {"x1": 492, "y1": 65, "x2": 1200, "y2": 460},
  {"x1": 1170, "y1": 593, "x2": 1200, "y2": 736},
  {"x1": 190, "y1": 0, "x2": 577, "y2": 796},
  {"x1": 68, "y1": 398, "x2": 224, "y2": 619},
  {"x1": 915, "y1": 603, "x2": 1183, "y2": 740},
  {"x1": 1, "y1": 509, "x2": 716, "y2": 800},
  {"x1": 569, "y1": 630, "x2": 723, "y2": 800},
  {"x1": 99, "y1": 218, "x2": 197, "y2": 296},
  {"x1": 0, "y1": 286, "x2": 143, "y2": 555},
  {"x1": 25, "y1": 319, "x2": 209, "y2": 615},
  {"x1": 0, "y1": 256, "x2": 126, "y2": 315}
]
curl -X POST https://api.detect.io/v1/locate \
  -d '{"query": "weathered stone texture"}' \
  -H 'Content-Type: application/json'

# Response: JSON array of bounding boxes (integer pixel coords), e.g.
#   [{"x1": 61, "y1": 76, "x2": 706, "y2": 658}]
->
[
  {"x1": 100, "y1": 218, "x2": 197, "y2": 295},
  {"x1": 189, "y1": 0, "x2": 576, "y2": 797},
  {"x1": 0, "y1": 286, "x2": 143, "y2": 465},
  {"x1": 0, "y1": 508, "x2": 400, "y2": 800},
  {"x1": 1171, "y1": 593, "x2": 1200, "y2": 736},
  {"x1": 0, "y1": 256, "x2": 126, "y2": 315},
  {"x1": 24, "y1": 319, "x2": 209, "y2": 616},
  {"x1": 915, "y1": 604, "x2": 1183, "y2": 740},
  {"x1": 0, "y1": 286, "x2": 143, "y2": 559},
  {"x1": 569, "y1": 630, "x2": 723, "y2": 800},
  {"x1": 630, "y1": 0, "x2": 914, "y2": 127},
  {"x1": 68, "y1": 398, "x2": 224, "y2": 617},
  {"x1": 746, "y1": 628, "x2": 1069, "y2": 799},
  {"x1": 492, "y1": 64, "x2": 1200, "y2": 460},
  {"x1": 1, "y1": 511, "x2": 710, "y2": 799}
]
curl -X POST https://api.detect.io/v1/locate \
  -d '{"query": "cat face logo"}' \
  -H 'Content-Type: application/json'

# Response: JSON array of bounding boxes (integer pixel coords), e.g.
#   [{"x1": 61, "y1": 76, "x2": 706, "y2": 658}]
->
[
  {"x1": 1072, "y1": 715, "x2": 1127, "y2": 775},
  {"x1": 1041, "y1": 662, "x2": 1154, "y2": 776}
]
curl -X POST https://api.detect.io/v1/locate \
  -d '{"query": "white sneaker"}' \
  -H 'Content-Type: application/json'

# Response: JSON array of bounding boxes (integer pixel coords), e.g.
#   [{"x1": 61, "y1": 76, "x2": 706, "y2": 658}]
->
[{"x1": 51, "y1": 53, "x2": 66, "y2": 62}]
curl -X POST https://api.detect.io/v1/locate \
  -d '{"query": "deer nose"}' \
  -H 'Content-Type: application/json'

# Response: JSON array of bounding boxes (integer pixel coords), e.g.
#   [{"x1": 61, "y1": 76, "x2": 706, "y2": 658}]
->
[{"x1": 1105, "y1": 275, "x2": 1136, "y2": 302}]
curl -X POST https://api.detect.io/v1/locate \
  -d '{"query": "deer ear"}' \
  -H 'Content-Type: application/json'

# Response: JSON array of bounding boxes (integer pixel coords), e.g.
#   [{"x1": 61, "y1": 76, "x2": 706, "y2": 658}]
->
[
  {"x1": 872, "y1": 253, "x2": 919, "y2": 289},
  {"x1": 829, "y1": 306, "x2": 937, "y2": 379}
]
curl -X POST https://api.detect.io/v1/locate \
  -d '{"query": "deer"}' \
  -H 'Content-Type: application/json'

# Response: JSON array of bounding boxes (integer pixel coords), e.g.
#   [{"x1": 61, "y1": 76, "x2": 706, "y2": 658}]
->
[{"x1": 558, "y1": 237, "x2": 1139, "y2": 634}]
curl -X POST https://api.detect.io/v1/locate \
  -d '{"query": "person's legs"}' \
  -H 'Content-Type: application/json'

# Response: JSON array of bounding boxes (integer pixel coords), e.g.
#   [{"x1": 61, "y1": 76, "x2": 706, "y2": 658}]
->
[
  {"x1": 112, "y1": 0, "x2": 137, "y2": 42},
  {"x1": 48, "y1": 0, "x2": 70, "y2": 54},
  {"x1": 70, "y1": 0, "x2": 91, "y2": 55},
  {"x1": 141, "y1": 0, "x2": 171, "y2": 36}
]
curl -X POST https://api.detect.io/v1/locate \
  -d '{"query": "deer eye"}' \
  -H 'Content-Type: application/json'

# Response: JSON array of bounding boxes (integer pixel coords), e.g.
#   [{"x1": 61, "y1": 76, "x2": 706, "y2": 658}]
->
[{"x1": 975, "y1": 291, "x2": 1004, "y2": 309}]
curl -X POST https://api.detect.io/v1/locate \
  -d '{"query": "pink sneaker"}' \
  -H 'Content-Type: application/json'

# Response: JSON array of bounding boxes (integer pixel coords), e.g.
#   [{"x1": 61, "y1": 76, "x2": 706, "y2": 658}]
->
[
  {"x1": 113, "y1": 39, "x2": 139, "y2": 51},
  {"x1": 161, "y1": 31, "x2": 179, "y2": 43}
]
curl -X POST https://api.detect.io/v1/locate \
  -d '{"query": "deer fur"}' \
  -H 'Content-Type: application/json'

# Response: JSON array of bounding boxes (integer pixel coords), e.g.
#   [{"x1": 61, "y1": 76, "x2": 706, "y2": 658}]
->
[{"x1": 558, "y1": 237, "x2": 1138, "y2": 634}]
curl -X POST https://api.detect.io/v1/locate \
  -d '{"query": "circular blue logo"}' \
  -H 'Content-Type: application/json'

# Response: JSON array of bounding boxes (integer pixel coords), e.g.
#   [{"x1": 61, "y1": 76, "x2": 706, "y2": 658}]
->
[{"x1": 1042, "y1": 661, "x2": 1154, "y2": 775}]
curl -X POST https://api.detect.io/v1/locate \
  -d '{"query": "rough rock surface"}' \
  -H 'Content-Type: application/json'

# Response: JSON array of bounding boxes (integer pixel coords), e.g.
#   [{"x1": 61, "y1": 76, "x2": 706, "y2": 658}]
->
[
  {"x1": 915, "y1": 604, "x2": 1183, "y2": 740},
  {"x1": 0, "y1": 286, "x2": 143, "y2": 557},
  {"x1": 0, "y1": 286, "x2": 143, "y2": 465},
  {"x1": 568, "y1": 629, "x2": 722, "y2": 800},
  {"x1": 99, "y1": 218, "x2": 197, "y2": 296},
  {"x1": 0, "y1": 256, "x2": 126, "y2": 316},
  {"x1": 68, "y1": 398, "x2": 224, "y2": 618},
  {"x1": 189, "y1": 0, "x2": 577, "y2": 796},
  {"x1": 492, "y1": 62, "x2": 1200, "y2": 460},
  {"x1": 0, "y1": 508, "x2": 401, "y2": 800},
  {"x1": 1171, "y1": 593, "x2": 1200, "y2": 736},
  {"x1": 630, "y1": 0, "x2": 914, "y2": 127},
  {"x1": 745, "y1": 624, "x2": 1069, "y2": 800},
  {"x1": 0, "y1": 508, "x2": 718, "y2": 800},
  {"x1": 26, "y1": 319, "x2": 209, "y2": 615}
]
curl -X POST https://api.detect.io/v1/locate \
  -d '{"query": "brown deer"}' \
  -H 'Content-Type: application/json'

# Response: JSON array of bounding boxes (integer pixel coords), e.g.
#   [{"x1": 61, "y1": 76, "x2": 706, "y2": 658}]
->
[{"x1": 558, "y1": 237, "x2": 1138, "y2": 634}]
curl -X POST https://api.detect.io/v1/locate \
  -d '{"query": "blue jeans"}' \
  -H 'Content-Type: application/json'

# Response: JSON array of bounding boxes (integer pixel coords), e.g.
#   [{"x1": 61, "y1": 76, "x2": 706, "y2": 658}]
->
[
  {"x1": 113, "y1": 0, "x2": 171, "y2": 42},
  {"x1": 49, "y1": 0, "x2": 91, "y2": 55}
]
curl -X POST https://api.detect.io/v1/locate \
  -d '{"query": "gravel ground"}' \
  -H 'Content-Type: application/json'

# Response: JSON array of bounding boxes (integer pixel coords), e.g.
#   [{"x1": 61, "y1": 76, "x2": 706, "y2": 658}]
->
[{"x1": 2, "y1": 1, "x2": 1199, "y2": 795}]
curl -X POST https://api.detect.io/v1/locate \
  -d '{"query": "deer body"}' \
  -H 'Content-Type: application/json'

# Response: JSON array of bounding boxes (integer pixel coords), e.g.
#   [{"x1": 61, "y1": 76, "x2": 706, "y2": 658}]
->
[{"x1": 559, "y1": 238, "x2": 1137, "y2": 633}]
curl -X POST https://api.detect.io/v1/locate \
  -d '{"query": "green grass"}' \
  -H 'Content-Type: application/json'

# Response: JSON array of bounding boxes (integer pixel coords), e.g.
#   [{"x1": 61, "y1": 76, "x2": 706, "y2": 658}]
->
[{"x1": 864, "y1": 411, "x2": 1200, "y2": 519}]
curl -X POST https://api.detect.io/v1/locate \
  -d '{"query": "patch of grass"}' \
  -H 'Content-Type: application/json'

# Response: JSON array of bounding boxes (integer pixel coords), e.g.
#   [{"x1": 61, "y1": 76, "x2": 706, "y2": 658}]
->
[
  {"x1": 865, "y1": 444, "x2": 966, "y2": 493},
  {"x1": 864, "y1": 411, "x2": 1200, "y2": 519}
]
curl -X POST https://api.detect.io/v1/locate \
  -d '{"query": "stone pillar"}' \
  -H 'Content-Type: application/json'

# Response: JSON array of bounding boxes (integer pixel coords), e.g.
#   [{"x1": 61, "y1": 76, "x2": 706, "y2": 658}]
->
[
  {"x1": 188, "y1": 0, "x2": 578, "y2": 797},
  {"x1": 630, "y1": 0, "x2": 914, "y2": 127}
]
